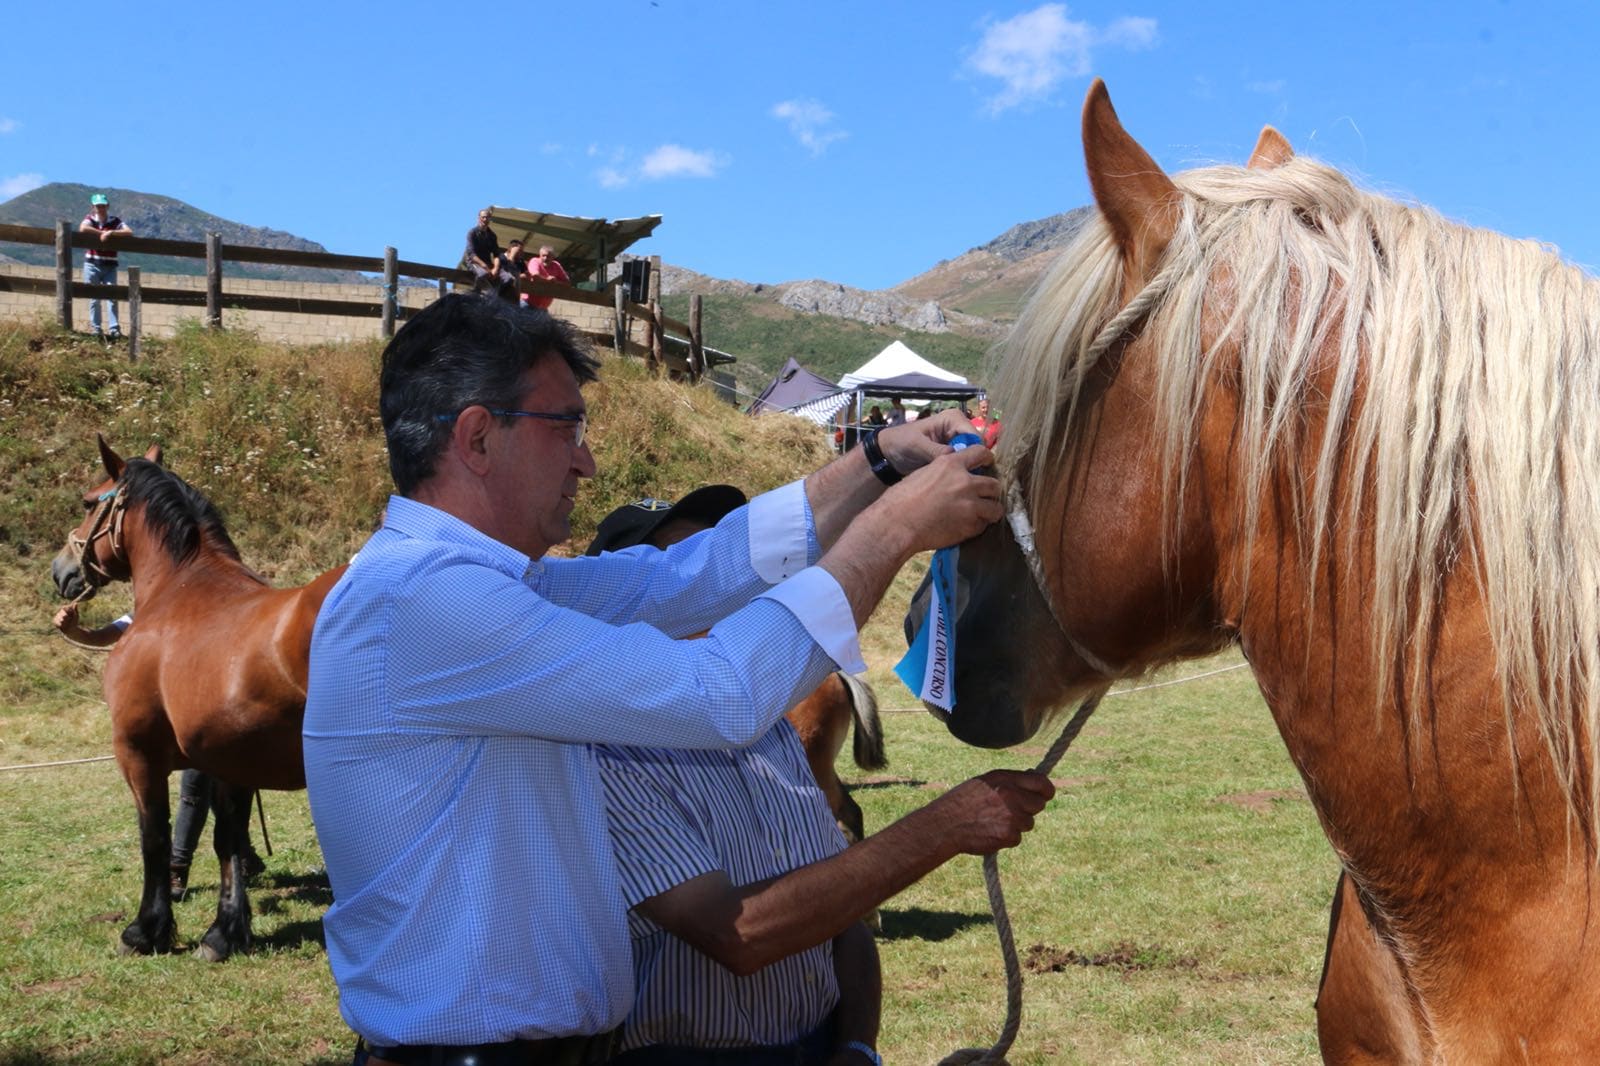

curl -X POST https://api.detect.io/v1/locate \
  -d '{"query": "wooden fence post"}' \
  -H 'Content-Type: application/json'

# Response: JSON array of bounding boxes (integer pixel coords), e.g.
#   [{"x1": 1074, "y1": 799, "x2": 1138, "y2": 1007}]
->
[
  {"x1": 55, "y1": 220, "x2": 72, "y2": 330},
  {"x1": 127, "y1": 267, "x2": 142, "y2": 362},
  {"x1": 205, "y1": 233, "x2": 223, "y2": 328},
  {"x1": 647, "y1": 254, "x2": 662, "y2": 374},
  {"x1": 689, "y1": 295, "x2": 704, "y2": 382},
  {"x1": 382, "y1": 246, "x2": 398, "y2": 338},
  {"x1": 613, "y1": 283, "x2": 626, "y2": 356}
]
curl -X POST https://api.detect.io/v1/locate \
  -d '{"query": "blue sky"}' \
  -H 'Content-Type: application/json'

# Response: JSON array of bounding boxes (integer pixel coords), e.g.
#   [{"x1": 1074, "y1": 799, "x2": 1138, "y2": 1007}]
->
[{"x1": 4, "y1": 2, "x2": 1595, "y2": 291}]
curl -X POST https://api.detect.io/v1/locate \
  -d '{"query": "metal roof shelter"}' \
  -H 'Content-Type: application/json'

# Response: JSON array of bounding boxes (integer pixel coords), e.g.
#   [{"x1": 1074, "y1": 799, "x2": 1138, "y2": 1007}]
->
[{"x1": 473, "y1": 208, "x2": 663, "y2": 287}]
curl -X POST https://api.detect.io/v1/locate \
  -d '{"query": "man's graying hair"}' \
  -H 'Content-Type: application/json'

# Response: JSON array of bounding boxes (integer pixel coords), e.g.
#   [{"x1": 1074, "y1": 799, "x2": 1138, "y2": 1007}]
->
[{"x1": 380, "y1": 294, "x2": 599, "y2": 495}]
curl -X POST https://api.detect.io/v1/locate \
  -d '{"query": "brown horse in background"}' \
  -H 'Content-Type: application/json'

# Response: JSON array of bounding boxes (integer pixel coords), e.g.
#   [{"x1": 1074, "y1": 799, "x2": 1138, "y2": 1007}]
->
[
  {"x1": 785, "y1": 670, "x2": 887, "y2": 845},
  {"x1": 51, "y1": 436, "x2": 344, "y2": 961},
  {"x1": 924, "y1": 81, "x2": 1600, "y2": 1061}
]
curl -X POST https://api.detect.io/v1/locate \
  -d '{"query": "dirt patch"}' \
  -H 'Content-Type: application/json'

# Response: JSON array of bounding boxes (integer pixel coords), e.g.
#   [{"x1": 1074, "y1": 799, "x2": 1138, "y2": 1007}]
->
[
  {"x1": 1025, "y1": 940, "x2": 1199, "y2": 975},
  {"x1": 1217, "y1": 788, "x2": 1304, "y2": 814},
  {"x1": 87, "y1": 911, "x2": 126, "y2": 924},
  {"x1": 20, "y1": 975, "x2": 93, "y2": 996}
]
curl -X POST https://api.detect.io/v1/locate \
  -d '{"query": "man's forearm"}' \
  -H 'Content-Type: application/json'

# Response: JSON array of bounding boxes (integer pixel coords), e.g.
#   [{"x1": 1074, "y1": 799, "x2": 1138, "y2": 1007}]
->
[
  {"x1": 803, "y1": 442, "x2": 886, "y2": 550},
  {"x1": 714, "y1": 803, "x2": 961, "y2": 973},
  {"x1": 830, "y1": 921, "x2": 881, "y2": 1052}
]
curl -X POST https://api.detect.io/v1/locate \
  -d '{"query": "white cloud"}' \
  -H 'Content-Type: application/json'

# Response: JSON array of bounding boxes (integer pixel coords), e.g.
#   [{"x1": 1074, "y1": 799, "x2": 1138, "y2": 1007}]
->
[
  {"x1": 0, "y1": 172, "x2": 44, "y2": 199},
  {"x1": 1247, "y1": 79, "x2": 1286, "y2": 95},
  {"x1": 591, "y1": 144, "x2": 728, "y2": 189},
  {"x1": 640, "y1": 144, "x2": 727, "y2": 180},
  {"x1": 967, "y1": 4, "x2": 1158, "y2": 115},
  {"x1": 0, "y1": 117, "x2": 18, "y2": 135},
  {"x1": 772, "y1": 98, "x2": 848, "y2": 156}
]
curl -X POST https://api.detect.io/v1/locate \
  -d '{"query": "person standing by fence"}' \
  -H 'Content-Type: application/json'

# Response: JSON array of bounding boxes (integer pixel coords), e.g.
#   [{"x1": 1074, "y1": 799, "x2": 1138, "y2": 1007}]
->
[{"x1": 79, "y1": 193, "x2": 132, "y2": 341}]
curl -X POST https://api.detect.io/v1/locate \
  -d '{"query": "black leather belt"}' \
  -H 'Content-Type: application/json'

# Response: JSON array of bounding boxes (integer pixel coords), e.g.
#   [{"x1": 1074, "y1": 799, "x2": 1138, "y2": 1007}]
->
[{"x1": 360, "y1": 1031, "x2": 617, "y2": 1066}]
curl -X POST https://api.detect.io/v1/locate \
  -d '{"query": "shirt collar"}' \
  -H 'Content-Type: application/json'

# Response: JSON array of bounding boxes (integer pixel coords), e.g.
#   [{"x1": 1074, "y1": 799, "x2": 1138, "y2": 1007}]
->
[{"x1": 380, "y1": 494, "x2": 534, "y2": 579}]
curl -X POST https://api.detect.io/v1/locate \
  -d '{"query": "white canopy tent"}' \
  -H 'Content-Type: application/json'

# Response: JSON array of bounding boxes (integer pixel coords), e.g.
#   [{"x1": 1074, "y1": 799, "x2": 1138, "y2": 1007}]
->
[{"x1": 837, "y1": 340, "x2": 969, "y2": 391}]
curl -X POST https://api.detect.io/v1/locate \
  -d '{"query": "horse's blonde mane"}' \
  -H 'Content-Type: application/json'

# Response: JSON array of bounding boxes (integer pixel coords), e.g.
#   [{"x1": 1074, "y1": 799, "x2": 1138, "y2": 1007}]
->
[{"x1": 996, "y1": 154, "x2": 1600, "y2": 819}]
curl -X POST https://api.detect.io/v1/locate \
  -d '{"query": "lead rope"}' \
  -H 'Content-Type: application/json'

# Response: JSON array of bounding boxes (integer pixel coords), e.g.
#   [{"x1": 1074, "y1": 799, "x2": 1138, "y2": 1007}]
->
[
  {"x1": 941, "y1": 239, "x2": 1200, "y2": 1064},
  {"x1": 938, "y1": 688, "x2": 1107, "y2": 1066}
]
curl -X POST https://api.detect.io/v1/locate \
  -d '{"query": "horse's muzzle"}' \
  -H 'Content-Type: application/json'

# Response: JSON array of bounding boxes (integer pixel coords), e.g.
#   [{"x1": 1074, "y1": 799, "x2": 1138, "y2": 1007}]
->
[{"x1": 51, "y1": 548, "x2": 93, "y2": 601}]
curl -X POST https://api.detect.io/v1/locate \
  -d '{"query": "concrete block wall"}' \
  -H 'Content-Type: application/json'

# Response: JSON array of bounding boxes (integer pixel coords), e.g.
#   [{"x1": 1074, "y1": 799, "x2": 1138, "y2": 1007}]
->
[{"x1": 0, "y1": 265, "x2": 649, "y2": 349}]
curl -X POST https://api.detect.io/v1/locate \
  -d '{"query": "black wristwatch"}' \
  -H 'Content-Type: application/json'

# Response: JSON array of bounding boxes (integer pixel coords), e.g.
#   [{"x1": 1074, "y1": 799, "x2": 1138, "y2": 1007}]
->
[{"x1": 860, "y1": 428, "x2": 902, "y2": 487}]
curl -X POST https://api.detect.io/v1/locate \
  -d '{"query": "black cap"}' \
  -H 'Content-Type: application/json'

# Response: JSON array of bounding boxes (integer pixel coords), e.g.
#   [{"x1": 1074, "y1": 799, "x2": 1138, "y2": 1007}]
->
[{"x1": 584, "y1": 484, "x2": 747, "y2": 556}]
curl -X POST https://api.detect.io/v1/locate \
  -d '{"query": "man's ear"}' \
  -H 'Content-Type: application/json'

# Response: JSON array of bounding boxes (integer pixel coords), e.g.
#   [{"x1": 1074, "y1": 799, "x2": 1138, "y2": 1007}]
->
[{"x1": 449, "y1": 406, "x2": 497, "y2": 476}]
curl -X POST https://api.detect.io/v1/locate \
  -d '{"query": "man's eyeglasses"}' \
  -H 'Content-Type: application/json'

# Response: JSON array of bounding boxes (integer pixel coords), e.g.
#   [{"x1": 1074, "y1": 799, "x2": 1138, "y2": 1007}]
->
[{"x1": 435, "y1": 407, "x2": 587, "y2": 448}]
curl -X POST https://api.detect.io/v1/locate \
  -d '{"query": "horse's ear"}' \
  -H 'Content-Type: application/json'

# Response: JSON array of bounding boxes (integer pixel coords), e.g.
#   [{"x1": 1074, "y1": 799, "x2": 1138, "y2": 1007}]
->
[
  {"x1": 1247, "y1": 126, "x2": 1294, "y2": 169},
  {"x1": 1082, "y1": 78, "x2": 1181, "y2": 286},
  {"x1": 144, "y1": 443, "x2": 163, "y2": 466},
  {"x1": 96, "y1": 433, "x2": 125, "y2": 481}
]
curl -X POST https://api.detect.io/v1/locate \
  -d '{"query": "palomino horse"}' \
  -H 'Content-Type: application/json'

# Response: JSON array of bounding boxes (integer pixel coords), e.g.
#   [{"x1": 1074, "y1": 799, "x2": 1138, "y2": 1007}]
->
[
  {"x1": 925, "y1": 80, "x2": 1600, "y2": 1061},
  {"x1": 52, "y1": 436, "x2": 345, "y2": 961},
  {"x1": 785, "y1": 670, "x2": 887, "y2": 845}
]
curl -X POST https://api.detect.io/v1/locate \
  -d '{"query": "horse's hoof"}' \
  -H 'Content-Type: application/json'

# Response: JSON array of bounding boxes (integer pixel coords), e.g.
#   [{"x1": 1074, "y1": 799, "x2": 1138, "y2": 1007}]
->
[{"x1": 195, "y1": 942, "x2": 227, "y2": 963}]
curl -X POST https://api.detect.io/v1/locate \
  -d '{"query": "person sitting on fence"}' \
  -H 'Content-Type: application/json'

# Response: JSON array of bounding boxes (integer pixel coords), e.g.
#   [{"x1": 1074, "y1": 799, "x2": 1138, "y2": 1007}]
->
[
  {"x1": 464, "y1": 208, "x2": 517, "y2": 302},
  {"x1": 500, "y1": 239, "x2": 530, "y2": 302},
  {"x1": 79, "y1": 193, "x2": 133, "y2": 342},
  {"x1": 527, "y1": 245, "x2": 571, "y2": 310}
]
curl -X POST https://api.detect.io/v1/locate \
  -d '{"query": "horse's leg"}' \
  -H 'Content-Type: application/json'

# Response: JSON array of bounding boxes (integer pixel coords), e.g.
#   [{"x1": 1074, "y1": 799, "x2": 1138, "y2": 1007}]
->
[
  {"x1": 116, "y1": 751, "x2": 177, "y2": 955},
  {"x1": 1314, "y1": 871, "x2": 1429, "y2": 1065},
  {"x1": 197, "y1": 780, "x2": 255, "y2": 962}
]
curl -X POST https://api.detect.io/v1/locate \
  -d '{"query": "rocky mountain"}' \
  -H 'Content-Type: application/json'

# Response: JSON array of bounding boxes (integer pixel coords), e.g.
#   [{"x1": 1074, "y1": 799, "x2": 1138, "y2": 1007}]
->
[
  {"x1": 0, "y1": 183, "x2": 367, "y2": 283},
  {"x1": 661, "y1": 205, "x2": 1094, "y2": 339},
  {"x1": 891, "y1": 206, "x2": 1095, "y2": 325}
]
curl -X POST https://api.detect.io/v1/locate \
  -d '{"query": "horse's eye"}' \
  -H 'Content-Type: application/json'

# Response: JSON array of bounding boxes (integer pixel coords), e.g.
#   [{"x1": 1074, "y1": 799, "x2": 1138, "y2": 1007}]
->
[{"x1": 82, "y1": 498, "x2": 96, "y2": 512}]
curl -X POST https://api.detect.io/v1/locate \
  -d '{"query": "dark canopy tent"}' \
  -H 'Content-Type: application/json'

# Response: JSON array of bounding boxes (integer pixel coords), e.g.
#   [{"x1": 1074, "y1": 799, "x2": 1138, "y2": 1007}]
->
[
  {"x1": 748, "y1": 358, "x2": 850, "y2": 420},
  {"x1": 854, "y1": 372, "x2": 983, "y2": 403}
]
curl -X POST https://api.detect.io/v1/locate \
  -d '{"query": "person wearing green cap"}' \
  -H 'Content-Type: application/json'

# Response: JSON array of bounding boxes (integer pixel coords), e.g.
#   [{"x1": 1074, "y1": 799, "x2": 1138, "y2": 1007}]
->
[{"x1": 79, "y1": 193, "x2": 133, "y2": 340}]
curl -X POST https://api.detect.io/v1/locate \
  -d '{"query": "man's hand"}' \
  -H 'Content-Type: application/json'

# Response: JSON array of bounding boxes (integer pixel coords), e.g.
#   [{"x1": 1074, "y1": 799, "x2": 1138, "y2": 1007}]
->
[
  {"x1": 53, "y1": 603, "x2": 79, "y2": 632},
  {"x1": 929, "y1": 769, "x2": 1056, "y2": 854},
  {"x1": 876, "y1": 408, "x2": 982, "y2": 474},
  {"x1": 876, "y1": 443, "x2": 1003, "y2": 556}
]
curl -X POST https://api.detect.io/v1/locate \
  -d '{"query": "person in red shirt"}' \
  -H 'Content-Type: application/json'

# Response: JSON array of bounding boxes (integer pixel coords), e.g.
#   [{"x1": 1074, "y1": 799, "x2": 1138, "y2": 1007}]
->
[
  {"x1": 528, "y1": 245, "x2": 571, "y2": 310},
  {"x1": 970, "y1": 397, "x2": 1002, "y2": 448}
]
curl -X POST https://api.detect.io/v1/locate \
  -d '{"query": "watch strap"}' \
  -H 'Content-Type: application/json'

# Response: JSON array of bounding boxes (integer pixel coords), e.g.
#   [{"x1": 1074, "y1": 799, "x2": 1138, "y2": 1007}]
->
[{"x1": 861, "y1": 428, "x2": 902, "y2": 487}]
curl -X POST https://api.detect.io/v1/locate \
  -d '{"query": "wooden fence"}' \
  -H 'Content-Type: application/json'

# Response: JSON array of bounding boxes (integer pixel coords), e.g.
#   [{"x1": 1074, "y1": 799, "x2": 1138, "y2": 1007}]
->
[{"x1": 0, "y1": 222, "x2": 714, "y2": 377}]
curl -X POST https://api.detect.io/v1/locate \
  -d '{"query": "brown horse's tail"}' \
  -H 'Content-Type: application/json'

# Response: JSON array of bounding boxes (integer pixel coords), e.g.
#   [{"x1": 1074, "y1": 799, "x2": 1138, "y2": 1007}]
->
[{"x1": 839, "y1": 672, "x2": 887, "y2": 771}]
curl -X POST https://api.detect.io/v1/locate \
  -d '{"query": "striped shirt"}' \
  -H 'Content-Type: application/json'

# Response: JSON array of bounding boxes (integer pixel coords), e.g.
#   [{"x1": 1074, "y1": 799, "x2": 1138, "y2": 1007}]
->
[
  {"x1": 596, "y1": 723, "x2": 848, "y2": 1052},
  {"x1": 82, "y1": 213, "x2": 124, "y2": 262},
  {"x1": 303, "y1": 484, "x2": 867, "y2": 1049}
]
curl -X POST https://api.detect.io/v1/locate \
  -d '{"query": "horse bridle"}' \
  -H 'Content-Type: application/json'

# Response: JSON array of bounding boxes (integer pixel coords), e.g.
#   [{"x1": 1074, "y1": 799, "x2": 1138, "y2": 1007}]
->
[
  {"x1": 996, "y1": 239, "x2": 1197, "y2": 680},
  {"x1": 66, "y1": 486, "x2": 130, "y2": 598}
]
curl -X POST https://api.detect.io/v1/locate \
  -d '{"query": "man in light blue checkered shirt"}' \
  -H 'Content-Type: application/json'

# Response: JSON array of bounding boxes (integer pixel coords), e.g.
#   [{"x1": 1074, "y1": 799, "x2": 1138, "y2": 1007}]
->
[{"x1": 303, "y1": 295, "x2": 1032, "y2": 1066}]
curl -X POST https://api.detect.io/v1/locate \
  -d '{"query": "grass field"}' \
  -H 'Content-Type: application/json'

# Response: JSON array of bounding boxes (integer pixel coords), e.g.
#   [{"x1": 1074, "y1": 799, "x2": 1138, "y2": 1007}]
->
[{"x1": 0, "y1": 319, "x2": 1338, "y2": 1064}]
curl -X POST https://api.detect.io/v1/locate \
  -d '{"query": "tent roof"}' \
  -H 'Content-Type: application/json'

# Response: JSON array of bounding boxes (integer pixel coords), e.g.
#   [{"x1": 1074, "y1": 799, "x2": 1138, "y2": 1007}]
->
[
  {"x1": 748, "y1": 357, "x2": 851, "y2": 424},
  {"x1": 838, "y1": 340, "x2": 968, "y2": 391},
  {"x1": 471, "y1": 207, "x2": 663, "y2": 286},
  {"x1": 856, "y1": 372, "x2": 983, "y2": 402}
]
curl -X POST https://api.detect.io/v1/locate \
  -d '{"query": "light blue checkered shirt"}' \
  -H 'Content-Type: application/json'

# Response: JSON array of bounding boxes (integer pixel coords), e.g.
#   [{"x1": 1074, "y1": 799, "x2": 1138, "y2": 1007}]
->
[
  {"x1": 596, "y1": 724, "x2": 848, "y2": 1052},
  {"x1": 303, "y1": 483, "x2": 865, "y2": 1048}
]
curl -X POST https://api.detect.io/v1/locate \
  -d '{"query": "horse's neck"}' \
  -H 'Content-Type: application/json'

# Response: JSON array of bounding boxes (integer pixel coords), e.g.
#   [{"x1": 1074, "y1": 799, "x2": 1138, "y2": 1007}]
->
[{"x1": 123, "y1": 516, "x2": 258, "y2": 602}]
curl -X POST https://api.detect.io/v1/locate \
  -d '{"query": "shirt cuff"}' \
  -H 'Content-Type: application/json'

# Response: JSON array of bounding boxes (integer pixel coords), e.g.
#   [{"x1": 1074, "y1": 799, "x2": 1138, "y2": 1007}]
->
[
  {"x1": 759, "y1": 567, "x2": 867, "y2": 676},
  {"x1": 748, "y1": 479, "x2": 814, "y2": 583}
]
